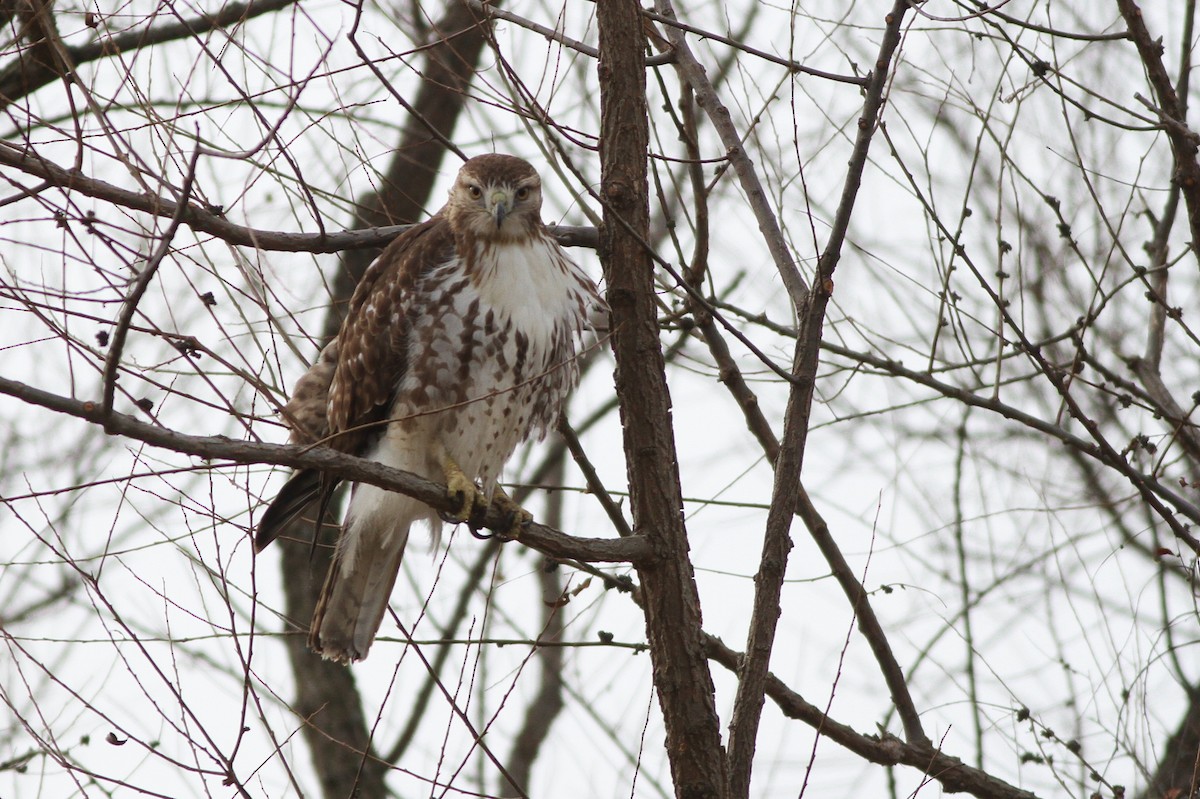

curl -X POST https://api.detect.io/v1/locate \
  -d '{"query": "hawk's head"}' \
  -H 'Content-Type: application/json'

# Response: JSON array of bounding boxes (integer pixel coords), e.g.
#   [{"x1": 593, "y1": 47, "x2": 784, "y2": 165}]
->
[{"x1": 447, "y1": 154, "x2": 544, "y2": 242}]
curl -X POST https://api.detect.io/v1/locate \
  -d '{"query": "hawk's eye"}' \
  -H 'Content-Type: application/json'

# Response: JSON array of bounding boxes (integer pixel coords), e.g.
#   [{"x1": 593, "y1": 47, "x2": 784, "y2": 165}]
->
[
  {"x1": 515, "y1": 187, "x2": 530, "y2": 201},
  {"x1": 468, "y1": 185, "x2": 482, "y2": 199}
]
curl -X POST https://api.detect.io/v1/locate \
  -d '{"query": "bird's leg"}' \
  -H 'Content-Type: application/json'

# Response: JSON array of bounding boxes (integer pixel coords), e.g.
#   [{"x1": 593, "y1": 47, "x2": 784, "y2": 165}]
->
[
  {"x1": 440, "y1": 451, "x2": 486, "y2": 524},
  {"x1": 489, "y1": 485, "x2": 533, "y2": 538},
  {"x1": 437, "y1": 449, "x2": 533, "y2": 537}
]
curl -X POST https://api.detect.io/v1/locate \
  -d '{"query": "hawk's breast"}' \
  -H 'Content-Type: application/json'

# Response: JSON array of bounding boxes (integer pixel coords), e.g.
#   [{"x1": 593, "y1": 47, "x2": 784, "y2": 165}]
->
[{"x1": 392, "y1": 233, "x2": 597, "y2": 493}]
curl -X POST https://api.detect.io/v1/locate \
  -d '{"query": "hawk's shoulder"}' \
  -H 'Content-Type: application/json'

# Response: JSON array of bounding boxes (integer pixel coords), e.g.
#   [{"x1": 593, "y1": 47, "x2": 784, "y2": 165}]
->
[{"x1": 325, "y1": 213, "x2": 456, "y2": 454}]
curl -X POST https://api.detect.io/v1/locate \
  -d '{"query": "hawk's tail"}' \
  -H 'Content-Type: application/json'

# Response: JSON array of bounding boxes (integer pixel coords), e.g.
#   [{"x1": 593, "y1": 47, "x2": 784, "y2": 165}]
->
[
  {"x1": 254, "y1": 468, "x2": 337, "y2": 551},
  {"x1": 308, "y1": 486, "x2": 426, "y2": 663}
]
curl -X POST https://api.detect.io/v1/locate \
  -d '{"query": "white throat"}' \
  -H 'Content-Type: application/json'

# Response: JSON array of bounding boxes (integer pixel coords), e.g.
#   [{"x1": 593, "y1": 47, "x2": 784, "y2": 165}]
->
[{"x1": 473, "y1": 238, "x2": 580, "y2": 336}]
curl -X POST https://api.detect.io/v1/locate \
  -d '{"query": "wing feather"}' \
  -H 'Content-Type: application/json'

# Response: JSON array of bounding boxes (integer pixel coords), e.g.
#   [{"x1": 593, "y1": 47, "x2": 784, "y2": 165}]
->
[
  {"x1": 325, "y1": 214, "x2": 455, "y2": 457},
  {"x1": 256, "y1": 213, "x2": 453, "y2": 551}
]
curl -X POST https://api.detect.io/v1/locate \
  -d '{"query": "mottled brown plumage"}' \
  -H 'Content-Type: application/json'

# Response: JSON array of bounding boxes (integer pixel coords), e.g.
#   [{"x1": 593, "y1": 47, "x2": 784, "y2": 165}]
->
[{"x1": 256, "y1": 154, "x2": 604, "y2": 663}]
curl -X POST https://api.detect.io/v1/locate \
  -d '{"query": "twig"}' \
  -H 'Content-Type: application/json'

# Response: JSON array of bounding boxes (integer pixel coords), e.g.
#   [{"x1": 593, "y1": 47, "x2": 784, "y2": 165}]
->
[
  {"x1": 1116, "y1": 0, "x2": 1200, "y2": 272},
  {"x1": 641, "y1": 7, "x2": 867, "y2": 85},
  {"x1": 725, "y1": 3, "x2": 926, "y2": 794},
  {"x1": 703, "y1": 635, "x2": 1041, "y2": 799},
  {"x1": 101, "y1": 146, "x2": 201, "y2": 423},
  {"x1": 467, "y1": 0, "x2": 673, "y2": 66},
  {"x1": 0, "y1": 0, "x2": 299, "y2": 108},
  {"x1": 503, "y1": 456, "x2": 568, "y2": 796},
  {"x1": 695, "y1": 301, "x2": 933, "y2": 756},
  {"x1": 393, "y1": 620, "x2": 529, "y2": 799},
  {"x1": 653, "y1": 0, "x2": 809, "y2": 306},
  {"x1": 556, "y1": 419, "x2": 633, "y2": 538},
  {"x1": 978, "y1": 0, "x2": 1129, "y2": 42},
  {"x1": 873, "y1": 107, "x2": 1200, "y2": 554},
  {"x1": 346, "y1": 0, "x2": 475, "y2": 164},
  {"x1": 0, "y1": 143, "x2": 599, "y2": 252},
  {"x1": 384, "y1": 541, "x2": 499, "y2": 764}
]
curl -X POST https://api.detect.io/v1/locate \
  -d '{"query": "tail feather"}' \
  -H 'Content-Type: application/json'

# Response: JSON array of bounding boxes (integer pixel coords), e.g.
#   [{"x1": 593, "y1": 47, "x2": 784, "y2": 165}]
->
[
  {"x1": 255, "y1": 469, "x2": 338, "y2": 551},
  {"x1": 308, "y1": 499, "x2": 414, "y2": 663}
]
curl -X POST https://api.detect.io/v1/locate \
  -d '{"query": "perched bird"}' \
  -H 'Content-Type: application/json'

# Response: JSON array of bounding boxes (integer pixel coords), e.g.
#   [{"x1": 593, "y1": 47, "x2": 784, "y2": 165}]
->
[{"x1": 256, "y1": 154, "x2": 604, "y2": 664}]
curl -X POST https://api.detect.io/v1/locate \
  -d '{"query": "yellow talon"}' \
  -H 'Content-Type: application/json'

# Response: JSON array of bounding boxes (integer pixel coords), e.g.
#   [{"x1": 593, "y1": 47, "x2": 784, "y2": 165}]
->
[
  {"x1": 439, "y1": 450, "x2": 533, "y2": 536},
  {"x1": 490, "y1": 485, "x2": 533, "y2": 538},
  {"x1": 442, "y1": 453, "x2": 485, "y2": 523}
]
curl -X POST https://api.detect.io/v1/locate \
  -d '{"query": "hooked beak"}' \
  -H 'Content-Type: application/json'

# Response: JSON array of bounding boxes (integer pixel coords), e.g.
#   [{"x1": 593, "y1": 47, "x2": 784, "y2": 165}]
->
[{"x1": 489, "y1": 189, "x2": 513, "y2": 228}]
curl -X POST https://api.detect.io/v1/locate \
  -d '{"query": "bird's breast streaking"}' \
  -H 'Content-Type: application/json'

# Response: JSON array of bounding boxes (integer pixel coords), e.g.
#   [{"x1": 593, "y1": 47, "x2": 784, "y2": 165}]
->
[{"x1": 254, "y1": 153, "x2": 606, "y2": 664}]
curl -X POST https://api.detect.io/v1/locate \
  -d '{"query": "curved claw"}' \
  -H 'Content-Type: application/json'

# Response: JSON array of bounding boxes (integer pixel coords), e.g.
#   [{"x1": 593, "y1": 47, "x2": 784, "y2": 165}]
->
[
  {"x1": 469, "y1": 524, "x2": 497, "y2": 541},
  {"x1": 490, "y1": 486, "x2": 533, "y2": 539},
  {"x1": 441, "y1": 456, "x2": 486, "y2": 523}
]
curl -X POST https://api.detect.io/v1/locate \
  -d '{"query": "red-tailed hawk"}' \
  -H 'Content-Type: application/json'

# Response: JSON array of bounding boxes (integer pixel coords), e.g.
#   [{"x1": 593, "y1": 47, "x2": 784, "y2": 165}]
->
[{"x1": 256, "y1": 154, "x2": 604, "y2": 663}]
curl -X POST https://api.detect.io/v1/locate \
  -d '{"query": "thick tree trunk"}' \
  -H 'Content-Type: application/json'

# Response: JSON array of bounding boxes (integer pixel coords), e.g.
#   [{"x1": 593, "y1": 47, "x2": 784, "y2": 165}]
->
[
  {"x1": 595, "y1": 3, "x2": 728, "y2": 797},
  {"x1": 1138, "y1": 687, "x2": 1200, "y2": 797}
]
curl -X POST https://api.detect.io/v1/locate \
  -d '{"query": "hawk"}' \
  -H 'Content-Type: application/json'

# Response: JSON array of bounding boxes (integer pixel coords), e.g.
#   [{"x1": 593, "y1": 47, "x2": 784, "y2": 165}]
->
[{"x1": 255, "y1": 154, "x2": 604, "y2": 664}]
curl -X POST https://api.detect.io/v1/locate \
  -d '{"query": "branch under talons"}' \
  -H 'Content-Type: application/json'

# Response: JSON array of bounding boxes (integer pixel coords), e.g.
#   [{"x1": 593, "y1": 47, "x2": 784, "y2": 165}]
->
[{"x1": 0, "y1": 374, "x2": 651, "y2": 565}]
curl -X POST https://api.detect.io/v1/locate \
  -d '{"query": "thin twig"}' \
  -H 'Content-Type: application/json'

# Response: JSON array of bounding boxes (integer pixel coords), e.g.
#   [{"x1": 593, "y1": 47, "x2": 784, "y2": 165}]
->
[
  {"x1": 556, "y1": 419, "x2": 633, "y2": 538},
  {"x1": 725, "y1": 4, "x2": 927, "y2": 793},
  {"x1": 1116, "y1": 0, "x2": 1200, "y2": 273},
  {"x1": 384, "y1": 541, "x2": 500, "y2": 764},
  {"x1": 703, "y1": 634, "x2": 1041, "y2": 799},
  {"x1": 502, "y1": 455, "x2": 568, "y2": 796},
  {"x1": 0, "y1": 141, "x2": 598, "y2": 252},
  {"x1": 0, "y1": 0, "x2": 300, "y2": 108},
  {"x1": 467, "y1": 0, "x2": 673, "y2": 66},
  {"x1": 101, "y1": 146, "x2": 202, "y2": 423},
  {"x1": 640, "y1": 7, "x2": 866, "y2": 85},
  {"x1": 654, "y1": 0, "x2": 808, "y2": 306}
]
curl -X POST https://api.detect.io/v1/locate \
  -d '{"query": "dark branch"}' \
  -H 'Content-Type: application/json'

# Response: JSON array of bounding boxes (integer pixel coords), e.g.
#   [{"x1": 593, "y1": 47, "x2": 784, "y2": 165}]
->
[
  {"x1": 0, "y1": 0, "x2": 300, "y2": 108},
  {"x1": 598, "y1": 0, "x2": 729, "y2": 794},
  {"x1": 1116, "y1": 0, "x2": 1200, "y2": 273},
  {"x1": 0, "y1": 375, "x2": 650, "y2": 565},
  {"x1": 0, "y1": 143, "x2": 597, "y2": 252},
  {"x1": 704, "y1": 635, "x2": 1041, "y2": 799}
]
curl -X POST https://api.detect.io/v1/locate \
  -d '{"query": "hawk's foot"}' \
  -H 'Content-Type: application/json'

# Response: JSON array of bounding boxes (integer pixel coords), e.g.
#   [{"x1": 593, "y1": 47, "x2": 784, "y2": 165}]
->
[
  {"x1": 490, "y1": 486, "x2": 533, "y2": 539},
  {"x1": 441, "y1": 455, "x2": 486, "y2": 524}
]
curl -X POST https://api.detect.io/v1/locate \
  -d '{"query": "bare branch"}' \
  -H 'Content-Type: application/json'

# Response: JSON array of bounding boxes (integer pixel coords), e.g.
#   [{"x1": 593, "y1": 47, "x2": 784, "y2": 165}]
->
[
  {"x1": 0, "y1": 375, "x2": 649, "y2": 564},
  {"x1": 653, "y1": 0, "x2": 808, "y2": 306},
  {"x1": 726, "y1": 4, "x2": 924, "y2": 794},
  {"x1": 0, "y1": 141, "x2": 598, "y2": 252},
  {"x1": 704, "y1": 635, "x2": 1041, "y2": 799},
  {"x1": 0, "y1": 0, "x2": 300, "y2": 108},
  {"x1": 1116, "y1": 0, "x2": 1200, "y2": 270}
]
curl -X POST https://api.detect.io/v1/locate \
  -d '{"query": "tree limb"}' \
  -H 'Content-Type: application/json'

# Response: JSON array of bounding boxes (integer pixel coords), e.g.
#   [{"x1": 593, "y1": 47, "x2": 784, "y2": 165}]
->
[
  {"x1": 0, "y1": 374, "x2": 649, "y2": 564},
  {"x1": 0, "y1": 0, "x2": 300, "y2": 108},
  {"x1": 1115, "y1": 0, "x2": 1200, "y2": 272},
  {"x1": 0, "y1": 142, "x2": 597, "y2": 252},
  {"x1": 703, "y1": 635, "x2": 1040, "y2": 799}
]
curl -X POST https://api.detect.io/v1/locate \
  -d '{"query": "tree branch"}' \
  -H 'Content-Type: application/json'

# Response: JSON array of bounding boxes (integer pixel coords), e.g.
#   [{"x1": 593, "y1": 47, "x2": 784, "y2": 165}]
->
[
  {"x1": 703, "y1": 635, "x2": 1040, "y2": 799},
  {"x1": 0, "y1": 0, "x2": 300, "y2": 108},
  {"x1": 0, "y1": 375, "x2": 649, "y2": 564},
  {"x1": 653, "y1": 0, "x2": 807, "y2": 305},
  {"x1": 0, "y1": 142, "x2": 598, "y2": 252},
  {"x1": 725, "y1": 3, "x2": 924, "y2": 792},
  {"x1": 1116, "y1": 0, "x2": 1200, "y2": 271}
]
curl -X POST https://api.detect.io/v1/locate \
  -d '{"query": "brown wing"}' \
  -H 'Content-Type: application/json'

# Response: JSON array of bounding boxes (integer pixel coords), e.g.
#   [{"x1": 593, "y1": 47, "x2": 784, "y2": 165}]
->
[
  {"x1": 325, "y1": 212, "x2": 455, "y2": 457},
  {"x1": 255, "y1": 213, "x2": 455, "y2": 551}
]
